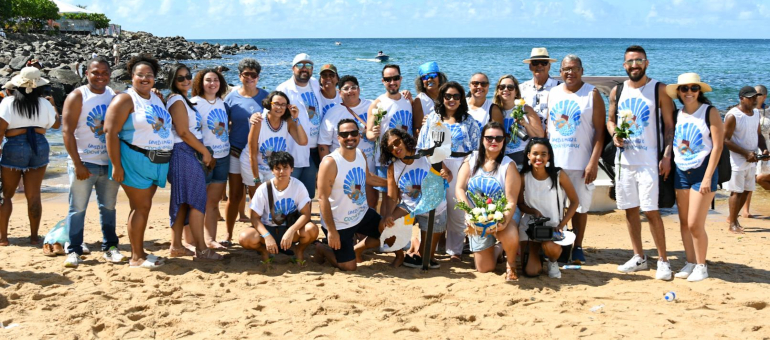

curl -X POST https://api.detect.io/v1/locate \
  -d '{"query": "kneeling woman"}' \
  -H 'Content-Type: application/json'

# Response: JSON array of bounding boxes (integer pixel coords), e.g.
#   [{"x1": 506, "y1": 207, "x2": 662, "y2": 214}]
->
[
  {"x1": 238, "y1": 152, "x2": 318, "y2": 264},
  {"x1": 455, "y1": 121, "x2": 520, "y2": 281},
  {"x1": 518, "y1": 138, "x2": 578, "y2": 278}
]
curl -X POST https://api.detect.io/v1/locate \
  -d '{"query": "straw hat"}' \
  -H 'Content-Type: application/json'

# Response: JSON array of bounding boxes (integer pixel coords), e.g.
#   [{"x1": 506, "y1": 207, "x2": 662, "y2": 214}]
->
[
  {"x1": 665, "y1": 72, "x2": 712, "y2": 99},
  {"x1": 523, "y1": 47, "x2": 557, "y2": 64},
  {"x1": 9, "y1": 67, "x2": 49, "y2": 94}
]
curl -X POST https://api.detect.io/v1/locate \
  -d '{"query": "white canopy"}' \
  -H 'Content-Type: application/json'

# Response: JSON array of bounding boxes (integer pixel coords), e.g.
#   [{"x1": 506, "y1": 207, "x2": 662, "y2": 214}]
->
[{"x1": 53, "y1": 0, "x2": 96, "y2": 14}]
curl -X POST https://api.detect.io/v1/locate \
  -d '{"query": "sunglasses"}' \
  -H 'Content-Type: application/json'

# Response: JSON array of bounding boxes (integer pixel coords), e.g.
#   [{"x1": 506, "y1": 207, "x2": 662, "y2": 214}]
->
[
  {"x1": 382, "y1": 75, "x2": 402, "y2": 82},
  {"x1": 387, "y1": 138, "x2": 403, "y2": 150},
  {"x1": 295, "y1": 62, "x2": 313, "y2": 69},
  {"x1": 624, "y1": 58, "x2": 647, "y2": 66},
  {"x1": 175, "y1": 73, "x2": 193, "y2": 82},
  {"x1": 530, "y1": 60, "x2": 549, "y2": 67},
  {"x1": 471, "y1": 81, "x2": 489, "y2": 87},
  {"x1": 678, "y1": 84, "x2": 701, "y2": 93},
  {"x1": 338, "y1": 130, "x2": 360, "y2": 138},
  {"x1": 240, "y1": 72, "x2": 259, "y2": 79},
  {"x1": 444, "y1": 93, "x2": 462, "y2": 101},
  {"x1": 498, "y1": 84, "x2": 517, "y2": 91},
  {"x1": 484, "y1": 135, "x2": 505, "y2": 143},
  {"x1": 421, "y1": 73, "x2": 439, "y2": 81}
]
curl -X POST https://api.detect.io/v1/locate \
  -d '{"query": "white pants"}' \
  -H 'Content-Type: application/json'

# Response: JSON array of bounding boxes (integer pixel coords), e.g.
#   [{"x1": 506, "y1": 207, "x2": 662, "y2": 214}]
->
[
  {"x1": 726, "y1": 166, "x2": 756, "y2": 193},
  {"x1": 444, "y1": 157, "x2": 465, "y2": 256}
]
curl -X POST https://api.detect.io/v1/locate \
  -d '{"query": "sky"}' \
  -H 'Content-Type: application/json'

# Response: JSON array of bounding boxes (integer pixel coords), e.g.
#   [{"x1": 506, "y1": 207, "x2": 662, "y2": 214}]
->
[{"x1": 59, "y1": 0, "x2": 770, "y2": 39}]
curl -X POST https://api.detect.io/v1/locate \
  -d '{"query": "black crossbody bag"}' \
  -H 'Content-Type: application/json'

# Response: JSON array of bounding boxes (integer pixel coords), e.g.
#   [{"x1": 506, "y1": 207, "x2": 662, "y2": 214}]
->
[
  {"x1": 267, "y1": 180, "x2": 301, "y2": 228},
  {"x1": 121, "y1": 140, "x2": 172, "y2": 164}
]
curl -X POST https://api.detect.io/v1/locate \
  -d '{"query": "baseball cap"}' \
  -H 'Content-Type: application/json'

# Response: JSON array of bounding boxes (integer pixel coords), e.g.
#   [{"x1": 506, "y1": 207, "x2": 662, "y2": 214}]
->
[
  {"x1": 320, "y1": 64, "x2": 338, "y2": 77},
  {"x1": 739, "y1": 86, "x2": 759, "y2": 98},
  {"x1": 291, "y1": 53, "x2": 312, "y2": 66}
]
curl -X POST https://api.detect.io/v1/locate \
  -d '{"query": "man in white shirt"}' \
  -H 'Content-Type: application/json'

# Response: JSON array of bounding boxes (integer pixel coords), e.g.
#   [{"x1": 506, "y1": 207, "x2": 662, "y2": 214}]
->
[{"x1": 520, "y1": 47, "x2": 561, "y2": 130}]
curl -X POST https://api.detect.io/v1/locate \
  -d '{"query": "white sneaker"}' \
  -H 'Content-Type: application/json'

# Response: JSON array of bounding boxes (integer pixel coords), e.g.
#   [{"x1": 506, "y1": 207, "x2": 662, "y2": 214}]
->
[
  {"x1": 81, "y1": 243, "x2": 90, "y2": 255},
  {"x1": 617, "y1": 254, "x2": 648, "y2": 273},
  {"x1": 675, "y1": 262, "x2": 695, "y2": 279},
  {"x1": 546, "y1": 260, "x2": 561, "y2": 279},
  {"x1": 655, "y1": 260, "x2": 673, "y2": 280},
  {"x1": 63, "y1": 253, "x2": 82, "y2": 268},
  {"x1": 687, "y1": 264, "x2": 708, "y2": 282},
  {"x1": 103, "y1": 246, "x2": 127, "y2": 263}
]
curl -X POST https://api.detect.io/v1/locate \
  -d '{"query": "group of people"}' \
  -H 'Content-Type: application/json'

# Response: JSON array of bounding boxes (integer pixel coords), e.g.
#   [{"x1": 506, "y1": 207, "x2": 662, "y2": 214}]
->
[{"x1": 0, "y1": 44, "x2": 765, "y2": 283}]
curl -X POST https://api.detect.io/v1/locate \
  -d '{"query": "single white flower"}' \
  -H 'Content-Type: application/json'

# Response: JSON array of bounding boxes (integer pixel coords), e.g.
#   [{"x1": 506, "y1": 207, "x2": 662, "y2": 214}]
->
[
  {"x1": 465, "y1": 214, "x2": 473, "y2": 223},
  {"x1": 514, "y1": 99, "x2": 523, "y2": 106},
  {"x1": 619, "y1": 109, "x2": 634, "y2": 123},
  {"x1": 487, "y1": 204, "x2": 497, "y2": 212},
  {"x1": 493, "y1": 211, "x2": 504, "y2": 221},
  {"x1": 472, "y1": 207, "x2": 484, "y2": 216}
]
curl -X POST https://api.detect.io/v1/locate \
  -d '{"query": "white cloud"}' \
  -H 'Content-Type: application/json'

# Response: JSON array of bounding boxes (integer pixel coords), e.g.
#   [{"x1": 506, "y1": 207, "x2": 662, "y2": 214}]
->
[
  {"x1": 574, "y1": 0, "x2": 596, "y2": 21},
  {"x1": 159, "y1": 0, "x2": 173, "y2": 15}
]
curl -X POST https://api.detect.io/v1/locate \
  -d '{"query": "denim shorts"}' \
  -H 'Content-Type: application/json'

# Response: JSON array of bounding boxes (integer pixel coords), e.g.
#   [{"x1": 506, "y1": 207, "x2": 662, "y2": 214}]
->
[
  {"x1": 109, "y1": 142, "x2": 169, "y2": 189},
  {"x1": 205, "y1": 156, "x2": 230, "y2": 185},
  {"x1": 416, "y1": 209, "x2": 448, "y2": 233},
  {"x1": 675, "y1": 156, "x2": 718, "y2": 192},
  {"x1": 0, "y1": 133, "x2": 49, "y2": 170}
]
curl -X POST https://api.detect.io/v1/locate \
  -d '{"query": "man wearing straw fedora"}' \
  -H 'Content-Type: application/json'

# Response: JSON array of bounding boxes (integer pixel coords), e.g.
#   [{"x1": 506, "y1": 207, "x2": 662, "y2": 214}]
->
[{"x1": 520, "y1": 47, "x2": 561, "y2": 130}]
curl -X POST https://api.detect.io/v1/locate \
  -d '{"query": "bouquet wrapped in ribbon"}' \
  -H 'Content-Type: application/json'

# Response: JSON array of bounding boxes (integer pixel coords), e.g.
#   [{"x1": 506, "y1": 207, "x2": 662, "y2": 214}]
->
[{"x1": 455, "y1": 192, "x2": 510, "y2": 238}]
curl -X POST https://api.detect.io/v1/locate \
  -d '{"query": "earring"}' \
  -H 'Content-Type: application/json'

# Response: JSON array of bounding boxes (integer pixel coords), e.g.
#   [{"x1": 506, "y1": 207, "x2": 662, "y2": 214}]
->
[
  {"x1": 527, "y1": 160, "x2": 531, "y2": 165},
  {"x1": 546, "y1": 161, "x2": 550, "y2": 167}
]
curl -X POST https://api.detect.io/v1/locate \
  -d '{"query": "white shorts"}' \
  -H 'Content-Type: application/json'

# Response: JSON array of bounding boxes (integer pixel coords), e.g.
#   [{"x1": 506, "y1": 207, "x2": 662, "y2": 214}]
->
[
  {"x1": 238, "y1": 152, "x2": 275, "y2": 187},
  {"x1": 564, "y1": 169, "x2": 595, "y2": 214},
  {"x1": 229, "y1": 154, "x2": 242, "y2": 174},
  {"x1": 615, "y1": 165, "x2": 659, "y2": 212},
  {"x1": 726, "y1": 166, "x2": 756, "y2": 193}
]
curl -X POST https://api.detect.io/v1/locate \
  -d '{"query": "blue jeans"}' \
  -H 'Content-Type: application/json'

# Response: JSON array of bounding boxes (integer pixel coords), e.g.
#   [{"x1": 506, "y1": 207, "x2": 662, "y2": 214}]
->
[{"x1": 66, "y1": 161, "x2": 120, "y2": 255}]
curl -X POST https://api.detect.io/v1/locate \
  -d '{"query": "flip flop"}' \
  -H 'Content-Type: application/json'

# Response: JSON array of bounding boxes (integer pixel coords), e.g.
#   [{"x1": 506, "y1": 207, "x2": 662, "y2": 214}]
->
[
  {"x1": 169, "y1": 247, "x2": 194, "y2": 257},
  {"x1": 146, "y1": 254, "x2": 166, "y2": 264},
  {"x1": 130, "y1": 259, "x2": 164, "y2": 269},
  {"x1": 194, "y1": 249, "x2": 223, "y2": 262}
]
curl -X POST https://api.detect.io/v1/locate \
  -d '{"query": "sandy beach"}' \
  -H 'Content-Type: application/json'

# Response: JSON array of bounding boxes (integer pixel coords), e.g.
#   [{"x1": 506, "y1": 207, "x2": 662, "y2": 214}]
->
[{"x1": 0, "y1": 188, "x2": 769, "y2": 339}]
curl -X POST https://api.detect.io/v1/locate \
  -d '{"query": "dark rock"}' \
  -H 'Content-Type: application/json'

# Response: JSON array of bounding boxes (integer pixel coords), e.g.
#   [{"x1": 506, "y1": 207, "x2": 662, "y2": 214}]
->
[
  {"x1": 9, "y1": 55, "x2": 30, "y2": 70},
  {"x1": 111, "y1": 68, "x2": 130, "y2": 81},
  {"x1": 47, "y1": 69, "x2": 82, "y2": 87},
  {"x1": 108, "y1": 81, "x2": 128, "y2": 93}
]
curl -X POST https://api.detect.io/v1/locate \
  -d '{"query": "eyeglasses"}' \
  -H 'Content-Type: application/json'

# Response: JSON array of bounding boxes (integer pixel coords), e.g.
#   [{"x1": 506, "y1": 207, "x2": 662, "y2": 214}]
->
[
  {"x1": 624, "y1": 58, "x2": 647, "y2": 66},
  {"x1": 560, "y1": 67, "x2": 581, "y2": 74},
  {"x1": 338, "y1": 130, "x2": 360, "y2": 138},
  {"x1": 471, "y1": 81, "x2": 489, "y2": 87},
  {"x1": 444, "y1": 93, "x2": 462, "y2": 101},
  {"x1": 175, "y1": 74, "x2": 192, "y2": 82},
  {"x1": 678, "y1": 84, "x2": 701, "y2": 93},
  {"x1": 387, "y1": 138, "x2": 403, "y2": 150},
  {"x1": 271, "y1": 102, "x2": 287, "y2": 108},
  {"x1": 340, "y1": 85, "x2": 359, "y2": 92},
  {"x1": 497, "y1": 84, "x2": 517, "y2": 91},
  {"x1": 295, "y1": 62, "x2": 313, "y2": 69},
  {"x1": 484, "y1": 135, "x2": 505, "y2": 143},
  {"x1": 382, "y1": 75, "x2": 402, "y2": 82},
  {"x1": 421, "y1": 73, "x2": 438, "y2": 81},
  {"x1": 134, "y1": 73, "x2": 155, "y2": 79},
  {"x1": 531, "y1": 60, "x2": 549, "y2": 67},
  {"x1": 240, "y1": 72, "x2": 258, "y2": 79}
]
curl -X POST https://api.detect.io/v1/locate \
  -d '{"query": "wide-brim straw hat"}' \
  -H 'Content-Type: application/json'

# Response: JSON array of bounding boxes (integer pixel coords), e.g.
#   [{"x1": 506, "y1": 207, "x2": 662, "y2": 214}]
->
[
  {"x1": 665, "y1": 72, "x2": 712, "y2": 99},
  {"x1": 9, "y1": 67, "x2": 49, "y2": 94},
  {"x1": 523, "y1": 47, "x2": 557, "y2": 64}
]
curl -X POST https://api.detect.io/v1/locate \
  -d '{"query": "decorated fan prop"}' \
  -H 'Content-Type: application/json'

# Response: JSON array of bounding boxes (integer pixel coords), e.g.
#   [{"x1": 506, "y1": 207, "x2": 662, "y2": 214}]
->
[
  {"x1": 379, "y1": 217, "x2": 412, "y2": 252},
  {"x1": 427, "y1": 121, "x2": 452, "y2": 164},
  {"x1": 554, "y1": 230, "x2": 577, "y2": 247}
]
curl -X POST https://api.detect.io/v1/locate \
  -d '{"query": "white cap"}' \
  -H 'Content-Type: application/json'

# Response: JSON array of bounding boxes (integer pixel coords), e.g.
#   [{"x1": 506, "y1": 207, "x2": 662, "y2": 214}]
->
[{"x1": 291, "y1": 53, "x2": 312, "y2": 66}]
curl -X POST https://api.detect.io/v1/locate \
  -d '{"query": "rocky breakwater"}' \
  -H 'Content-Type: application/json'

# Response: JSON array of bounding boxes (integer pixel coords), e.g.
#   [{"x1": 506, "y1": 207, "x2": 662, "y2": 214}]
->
[{"x1": 0, "y1": 31, "x2": 257, "y2": 109}]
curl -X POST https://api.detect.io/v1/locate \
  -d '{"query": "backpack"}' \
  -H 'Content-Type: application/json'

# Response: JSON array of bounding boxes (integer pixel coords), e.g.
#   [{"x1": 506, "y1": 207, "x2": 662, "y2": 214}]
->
[{"x1": 704, "y1": 105, "x2": 732, "y2": 184}]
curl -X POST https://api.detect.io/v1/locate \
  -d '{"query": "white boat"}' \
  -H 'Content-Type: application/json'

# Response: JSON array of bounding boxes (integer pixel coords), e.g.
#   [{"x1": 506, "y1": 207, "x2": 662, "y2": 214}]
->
[
  {"x1": 335, "y1": 41, "x2": 341, "y2": 46},
  {"x1": 375, "y1": 51, "x2": 389, "y2": 62}
]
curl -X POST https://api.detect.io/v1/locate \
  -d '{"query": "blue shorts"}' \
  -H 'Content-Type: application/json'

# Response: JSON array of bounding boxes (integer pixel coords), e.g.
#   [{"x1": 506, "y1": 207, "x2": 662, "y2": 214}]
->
[
  {"x1": 109, "y1": 142, "x2": 169, "y2": 190},
  {"x1": 0, "y1": 133, "x2": 49, "y2": 171},
  {"x1": 205, "y1": 156, "x2": 230, "y2": 184},
  {"x1": 675, "y1": 156, "x2": 718, "y2": 192}
]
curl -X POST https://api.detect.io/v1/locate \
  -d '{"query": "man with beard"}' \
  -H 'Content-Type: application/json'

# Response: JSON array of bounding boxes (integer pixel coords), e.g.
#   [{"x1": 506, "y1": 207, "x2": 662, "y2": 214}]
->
[
  {"x1": 276, "y1": 53, "x2": 324, "y2": 200},
  {"x1": 315, "y1": 119, "x2": 391, "y2": 271},
  {"x1": 520, "y1": 48, "x2": 561, "y2": 130},
  {"x1": 366, "y1": 64, "x2": 422, "y2": 213},
  {"x1": 60, "y1": 57, "x2": 124, "y2": 267},
  {"x1": 318, "y1": 64, "x2": 341, "y2": 120},
  {"x1": 547, "y1": 55, "x2": 605, "y2": 266},
  {"x1": 608, "y1": 45, "x2": 675, "y2": 279}
]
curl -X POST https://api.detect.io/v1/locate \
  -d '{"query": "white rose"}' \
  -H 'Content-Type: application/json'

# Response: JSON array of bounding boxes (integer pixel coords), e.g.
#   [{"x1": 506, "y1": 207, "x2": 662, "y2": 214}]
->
[
  {"x1": 465, "y1": 214, "x2": 473, "y2": 223},
  {"x1": 514, "y1": 99, "x2": 523, "y2": 106},
  {"x1": 487, "y1": 204, "x2": 497, "y2": 212},
  {"x1": 619, "y1": 109, "x2": 633, "y2": 123},
  {"x1": 472, "y1": 207, "x2": 484, "y2": 216},
  {"x1": 477, "y1": 215, "x2": 487, "y2": 223},
  {"x1": 493, "y1": 211, "x2": 504, "y2": 221}
]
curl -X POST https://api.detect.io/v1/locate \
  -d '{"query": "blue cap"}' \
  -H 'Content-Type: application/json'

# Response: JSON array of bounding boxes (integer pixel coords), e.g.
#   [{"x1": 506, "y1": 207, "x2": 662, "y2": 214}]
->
[{"x1": 418, "y1": 62, "x2": 439, "y2": 76}]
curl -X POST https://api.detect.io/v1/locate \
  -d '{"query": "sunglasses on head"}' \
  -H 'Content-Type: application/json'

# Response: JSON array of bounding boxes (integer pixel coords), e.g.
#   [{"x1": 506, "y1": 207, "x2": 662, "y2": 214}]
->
[
  {"x1": 175, "y1": 73, "x2": 192, "y2": 82},
  {"x1": 530, "y1": 60, "x2": 549, "y2": 67},
  {"x1": 498, "y1": 84, "x2": 517, "y2": 91},
  {"x1": 471, "y1": 81, "x2": 489, "y2": 87},
  {"x1": 295, "y1": 62, "x2": 313, "y2": 69},
  {"x1": 338, "y1": 130, "x2": 360, "y2": 138},
  {"x1": 444, "y1": 93, "x2": 462, "y2": 101},
  {"x1": 240, "y1": 72, "x2": 258, "y2": 79},
  {"x1": 383, "y1": 75, "x2": 402, "y2": 82},
  {"x1": 678, "y1": 84, "x2": 701, "y2": 93},
  {"x1": 387, "y1": 138, "x2": 403, "y2": 150},
  {"x1": 484, "y1": 135, "x2": 505, "y2": 143},
  {"x1": 421, "y1": 73, "x2": 438, "y2": 81}
]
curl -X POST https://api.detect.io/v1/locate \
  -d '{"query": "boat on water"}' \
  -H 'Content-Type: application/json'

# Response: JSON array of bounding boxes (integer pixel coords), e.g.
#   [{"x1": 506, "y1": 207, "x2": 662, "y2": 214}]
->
[
  {"x1": 375, "y1": 51, "x2": 389, "y2": 62},
  {"x1": 335, "y1": 41, "x2": 341, "y2": 46}
]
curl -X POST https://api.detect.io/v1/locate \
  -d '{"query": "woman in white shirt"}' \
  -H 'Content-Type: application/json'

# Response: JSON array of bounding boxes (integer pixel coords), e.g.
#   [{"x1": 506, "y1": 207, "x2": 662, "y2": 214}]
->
[{"x1": 0, "y1": 67, "x2": 60, "y2": 246}]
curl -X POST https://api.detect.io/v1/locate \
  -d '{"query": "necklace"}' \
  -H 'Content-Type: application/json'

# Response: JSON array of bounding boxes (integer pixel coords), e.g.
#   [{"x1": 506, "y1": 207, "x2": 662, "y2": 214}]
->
[
  {"x1": 204, "y1": 96, "x2": 217, "y2": 105},
  {"x1": 267, "y1": 117, "x2": 283, "y2": 133}
]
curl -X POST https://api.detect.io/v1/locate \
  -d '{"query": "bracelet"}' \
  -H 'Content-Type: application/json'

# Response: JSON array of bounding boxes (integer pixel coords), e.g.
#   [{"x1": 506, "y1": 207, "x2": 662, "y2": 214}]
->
[
  {"x1": 254, "y1": 177, "x2": 261, "y2": 184},
  {"x1": 261, "y1": 233, "x2": 271, "y2": 238},
  {"x1": 293, "y1": 118, "x2": 299, "y2": 123}
]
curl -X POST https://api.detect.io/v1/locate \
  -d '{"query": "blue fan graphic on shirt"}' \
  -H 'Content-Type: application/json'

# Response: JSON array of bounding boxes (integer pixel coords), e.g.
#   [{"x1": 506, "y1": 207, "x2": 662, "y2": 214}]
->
[
  {"x1": 322, "y1": 103, "x2": 336, "y2": 118},
  {"x1": 398, "y1": 168, "x2": 427, "y2": 201},
  {"x1": 618, "y1": 98, "x2": 650, "y2": 136},
  {"x1": 467, "y1": 176, "x2": 504, "y2": 199},
  {"x1": 302, "y1": 92, "x2": 320, "y2": 125},
  {"x1": 549, "y1": 100, "x2": 581, "y2": 136},
  {"x1": 145, "y1": 104, "x2": 172, "y2": 139},
  {"x1": 503, "y1": 115, "x2": 522, "y2": 151},
  {"x1": 388, "y1": 109, "x2": 413, "y2": 134},
  {"x1": 260, "y1": 137, "x2": 287, "y2": 164},
  {"x1": 206, "y1": 108, "x2": 228, "y2": 142},
  {"x1": 270, "y1": 198, "x2": 297, "y2": 226},
  {"x1": 86, "y1": 104, "x2": 108, "y2": 143},
  {"x1": 448, "y1": 123, "x2": 464, "y2": 152},
  {"x1": 194, "y1": 111, "x2": 203, "y2": 133},
  {"x1": 343, "y1": 167, "x2": 367, "y2": 205},
  {"x1": 674, "y1": 122, "x2": 705, "y2": 161}
]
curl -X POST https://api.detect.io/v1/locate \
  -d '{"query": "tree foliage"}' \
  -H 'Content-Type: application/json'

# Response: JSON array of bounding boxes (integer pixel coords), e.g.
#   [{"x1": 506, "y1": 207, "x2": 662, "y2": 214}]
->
[
  {"x1": 1, "y1": 0, "x2": 60, "y2": 31},
  {"x1": 62, "y1": 13, "x2": 111, "y2": 29}
]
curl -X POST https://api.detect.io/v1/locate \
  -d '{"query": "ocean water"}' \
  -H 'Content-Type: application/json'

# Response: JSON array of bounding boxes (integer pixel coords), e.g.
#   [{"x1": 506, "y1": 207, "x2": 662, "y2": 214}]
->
[{"x1": 43, "y1": 38, "x2": 770, "y2": 187}]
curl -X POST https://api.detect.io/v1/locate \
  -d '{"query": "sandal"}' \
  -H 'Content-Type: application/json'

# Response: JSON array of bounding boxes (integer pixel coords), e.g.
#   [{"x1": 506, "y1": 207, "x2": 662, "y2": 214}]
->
[
  {"x1": 218, "y1": 240, "x2": 233, "y2": 248},
  {"x1": 146, "y1": 254, "x2": 166, "y2": 264},
  {"x1": 130, "y1": 258, "x2": 164, "y2": 269},
  {"x1": 169, "y1": 247, "x2": 194, "y2": 257},
  {"x1": 505, "y1": 266, "x2": 518, "y2": 282},
  {"x1": 43, "y1": 243, "x2": 57, "y2": 257},
  {"x1": 194, "y1": 249, "x2": 223, "y2": 262}
]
